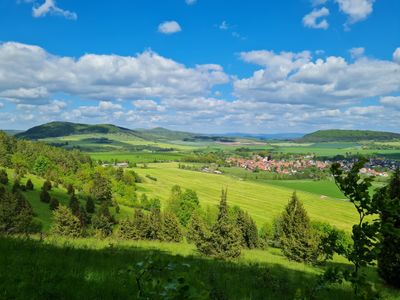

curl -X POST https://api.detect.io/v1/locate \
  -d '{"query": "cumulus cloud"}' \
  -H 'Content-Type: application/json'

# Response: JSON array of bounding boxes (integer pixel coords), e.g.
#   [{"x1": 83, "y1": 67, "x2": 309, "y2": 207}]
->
[
  {"x1": 393, "y1": 48, "x2": 400, "y2": 64},
  {"x1": 235, "y1": 49, "x2": 400, "y2": 106},
  {"x1": 133, "y1": 100, "x2": 165, "y2": 112},
  {"x1": 311, "y1": 0, "x2": 328, "y2": 6},
  {"x1": 0, "y1": 42, "x2": 228, "y2": 104},
  {"x1": 380, "y1": 96, "x2": 400, "y2": 108},
  {"x1": 349, "y1": 47, "x2": 365, "y2": 59},
  {"x1": 335, "y1": 0, "x2": 374, "y2": 25},
  {"x1": 32, "y1": 0, "x2": 77, "y2": 20},
  {"x1": 158, "y1": 21, "x2": 182, "y2": 34},
  {"x1": 0, "y1": 102, "x2": 3, "y2": 108},
  {"x1": 303, "y1": 7, "x2": 330, "y2": 30}
]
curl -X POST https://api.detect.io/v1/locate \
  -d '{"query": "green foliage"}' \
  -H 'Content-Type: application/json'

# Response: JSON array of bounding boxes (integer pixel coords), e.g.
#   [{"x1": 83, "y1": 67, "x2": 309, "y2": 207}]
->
[
  {"x1": 33, "y1": 156, "x2": 51, "y2": 176},
  {"x1": 85, "y1": 197, "x2": 95, "y2": 214},
  {"x1": 258, "y1": 222, "x2": 273, "y2": 249},
  {"x1": 49, "y1": 198, "x2": 59, "y2": 211},
  {"x1": 236, "y1": 209, "x2": 258, "y2": 249},
  {"x1": 133, "y1": 209, "x2": 150, "y2": 240},
  {"x1": 0, "y1": 169, "x2": 8, "y2": 185},
  {"x1": 0, "y1": 189, "x2": 39, "y2": 234},
  {"x1": 68, "y1": 194, "x2": 80, "y2": 216},
  {"x1": 67, "y1": 183, "x2": 75, "y2": 195},
  {"x1": 299, "y1": 129, "x2": 400, "y2": 143},
  {"x1": 117, "y1": 219, "x2": 139, "y2": 240},
  {"x1": 39, "y1": 189, "x2": 51, "y2": 203},
  {"x1": 146, "y1": 209, "x2": 162, "y2": 240},
  {"x1": 51, "y1": 205, "x2": 82, "y2": 238},
  {"x1": 91, "y1": 203, "x2": 115, "y2": 237},
  {"x1": 280, "y1": 192, "x2": 319, "y2": 264},
  {"x1": 161, "y1": 211, "x2": 183, "y2": 242},
  {"x1": 25, "y1": 179, "x2": 34, "y2": 191},
  {"x1": 168, "y1": 186, "x2": 200, "y2": 227},
  {"x1": 12, "y1": 179, "x2": 21, "y2": 193},
  {"x1": 375, "y1": 169, "x2": 400, "y2": 288},
  {"x1": 90, "y1": 173, "x2": 112, "y2": 204},
  {"x1": 42, "y1": 180, "x2": 52, "y2": 192}
]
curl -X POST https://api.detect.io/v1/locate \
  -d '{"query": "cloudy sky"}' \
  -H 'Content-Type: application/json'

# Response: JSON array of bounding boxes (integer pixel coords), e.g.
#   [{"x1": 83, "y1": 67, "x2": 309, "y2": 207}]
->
[{"x1": 0, "y1": 0, "x2": 399, "y2": 133}]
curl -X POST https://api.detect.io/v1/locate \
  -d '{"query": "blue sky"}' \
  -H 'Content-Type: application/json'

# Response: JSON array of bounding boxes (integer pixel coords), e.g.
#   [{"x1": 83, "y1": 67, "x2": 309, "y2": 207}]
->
[{"x1": 0, "y1": 0, "x2": 399, "y2": 133}]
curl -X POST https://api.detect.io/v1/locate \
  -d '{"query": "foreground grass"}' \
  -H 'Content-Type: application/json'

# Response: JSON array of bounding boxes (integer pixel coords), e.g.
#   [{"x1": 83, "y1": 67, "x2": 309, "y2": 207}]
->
[{"x1": 3, "y1": 235, "x2": 396, "y2": 300}]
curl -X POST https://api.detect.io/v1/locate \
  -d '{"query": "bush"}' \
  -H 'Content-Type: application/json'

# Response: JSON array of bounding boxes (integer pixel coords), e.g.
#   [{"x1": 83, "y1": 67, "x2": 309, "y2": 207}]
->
[
  {"x1": 117, "y1": 219, "x2": 139, "y2": 240},
  {"x1": 0, "y1": 169, "x2": 9, "y2": 185},
  {"x1": 162, "y1": 211, "x2": 183, "y2": 242},
  {"x1": 51, "y1": 206, "x2": 82, "y2": 238},
  {"x1": 40, "y1": 190, "x2": 51, "y2": 203},
  {"x1": 25, "y1": 179, "x2": 34, "y2": 191},
  {"x1": 49, "y1": 198, "x2": 60, "y2": 211}
]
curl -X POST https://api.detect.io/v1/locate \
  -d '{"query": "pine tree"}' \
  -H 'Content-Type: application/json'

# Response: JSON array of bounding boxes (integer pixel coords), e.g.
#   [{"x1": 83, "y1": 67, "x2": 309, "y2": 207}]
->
[
  {"x1": 51, "y1": 205, "x2": 82, "y2": 237},
  {"x1": 86, "y1": 196, "x2": 95, "y2": 214},
  {"x1": 118, "y1": 219, "x2": 139, "y2": 240},
  {"x1": 133, "y1": 208, "x2": 149, "y2": 239},
  {"x1": 40, "y1": 189, "x2": 51, "y2": 203},
  {"x1": 196, "y1": 189, "x2": 241, "y2": 259},
  {"x1": 236, "y1": 209, "x2": 258, "y2": 249},
  {"x1": 49, "y1": 197, "x2": 59, "y2": 210},
  {"x1": 280, "y1": 192, "x2": 318, "y2": 263},
  {"x1": 68, "y1": 194, "x2": 80, "y2": 216},
  {"x1": 162, "y1": 211, "x2": 183, "y2": 242},
  {"x1": 0, "y1": 169, "x2": 8, "y2": 185},
  {"x1": 25, "y1": 179, "x2": 34, "y2": 191},
  {"x1": 376, "y1": 169, "x2": 400, "y2": 287}
]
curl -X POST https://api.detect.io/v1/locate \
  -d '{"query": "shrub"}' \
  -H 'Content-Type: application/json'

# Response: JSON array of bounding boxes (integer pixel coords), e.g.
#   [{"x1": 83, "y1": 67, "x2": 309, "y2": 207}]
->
[
  {"x1": 0, "y1": 169, "x2": 8, "y2": 185},
  {"x1": 51, "y1": 206, "x2": 82, "y2": 238},
  {"x1": 49, "y1": 198, "x2": 60, "y2": 211},
  {"x1": 25, "y1": 179, "x2": 34, "y2": 191},
  {"x1": 161, "y1": 211, "x2": 183, "y2": 242}
]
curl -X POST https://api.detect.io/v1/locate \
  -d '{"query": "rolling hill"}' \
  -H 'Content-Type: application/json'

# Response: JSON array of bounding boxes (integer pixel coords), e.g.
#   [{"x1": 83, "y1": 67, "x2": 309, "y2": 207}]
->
[
  {"x1": 16, "y1": 121, "x2": 143, "y2": 140},
  {"x1": 298, "y1": 129, "x2": 400, "y2": 143}
]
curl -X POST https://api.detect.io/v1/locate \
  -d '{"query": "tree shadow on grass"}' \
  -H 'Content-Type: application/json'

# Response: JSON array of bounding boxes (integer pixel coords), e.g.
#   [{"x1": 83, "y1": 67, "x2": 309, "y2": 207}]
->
[{"x1": 0, "y1": 236, "x2": 359, "y2": 300}]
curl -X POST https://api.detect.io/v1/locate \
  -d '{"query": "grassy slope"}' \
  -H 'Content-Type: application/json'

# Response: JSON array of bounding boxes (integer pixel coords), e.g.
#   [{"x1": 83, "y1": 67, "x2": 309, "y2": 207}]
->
[
  {"x1": 133, "y1": 163, "x2": 358, "y2": 230},
  {"x1": 3, "y1": 236, "x2": 399, "y2": 300}
]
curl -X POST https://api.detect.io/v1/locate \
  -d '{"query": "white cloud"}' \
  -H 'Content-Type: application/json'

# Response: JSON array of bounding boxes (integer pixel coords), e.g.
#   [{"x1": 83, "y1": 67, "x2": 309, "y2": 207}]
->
[
  {"x1": 335, "y1": 0, "x2": 374, "y2": 25},
  {"x1": 32, "y1": 0, "x2": 77, "y2": 20},
  {"x1": 311, "y1": 0, "x2": 328, "y2": 6},
  {"x1": 349, "y1": 47, "x2": 365, "y2": 59},
  {"x1": 0, "y1": 42, "x2": 228, "y2": 104},
  {"x1": 235, "y1": 49, "x2": 400, "y2": 106},
  {"x1": 185, "y1": 0, "x2": 197, "y2": 5},
  {"x1": 158, "y1": 21, "x2": 182, "y2": 34},
  {"x1": 133, "y1": 100, "x2": 165, "y2": 112},
  {"x1": 0, "y1": 102, "x2": 3, "y2": 109},
  {"x1": 219, "y1": 21, "x2": 229, "y2": 30},
  {"x1": 98, "y1": 101, "x2": 122, "y2": 111},
  {"x1": 380, "y1": 96, "x2": 400, "y2": 108},
  {"x1": 303, "y1": 7, "x2": 330, "y2": 30},
  {"x1": 393, "y1": 48, "x2": 400, "y2": 64}
]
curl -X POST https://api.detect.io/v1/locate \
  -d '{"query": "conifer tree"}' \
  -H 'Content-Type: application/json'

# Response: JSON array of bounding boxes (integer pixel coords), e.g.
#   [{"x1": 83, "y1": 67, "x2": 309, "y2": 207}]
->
[
  {"x1": 133, "y1": 208, "x2": 149, "y2": 239},
  {"x1": 51, "y1": 205, "x2": 82, "y2": 237},
  {"x1": 68, "y1": 194, "x2": 80, "y2": 216},
  {"x1": 0, "y1": 169, "x2": 8, "y2": 185},
  {"x1": 25, "y1": 179, "x2": 34, "y2": 191},
  {"x1": 49, "y1": 197, "x2": 59, "y2": 211},
  {"x1": 376, "y1": 169, "x2": 400, "y2": 287},
  {"x1": 118, "y1": 219, "x2": 139, "y2": 240},
  {"x1": 86, "y1": 196, "x2": 95, "y2": 214},
  {"x1": 236, "y1": 209, "x2": 258, "y2": 249},
  {"x1": 42, "y1": 180, "x2": 52, "y2": 192},
  {"x1": 67, "y1": 183, "x2": 75, "y2": 195},
  {"x1": 162, "y1": 211, "x2": 183, "y2": 242},
  {"x1": 40, "y1": 189, "x2": 51, "y2": 203},
  {"x1": 147, "y1": 208, "x2": 162, "y2": 240},
  {"x1": 12, "y1": 179, "x2": 21, "y2": 193},
  {"x1": 187, "y1": 212, "x2": 212, "y2": 254},
  {"x1": 280, "y1": 192, "x2": 318, "y2": 263},
  {"x1": 91, "y1": 203, "x2": 114, "y2": 237}
]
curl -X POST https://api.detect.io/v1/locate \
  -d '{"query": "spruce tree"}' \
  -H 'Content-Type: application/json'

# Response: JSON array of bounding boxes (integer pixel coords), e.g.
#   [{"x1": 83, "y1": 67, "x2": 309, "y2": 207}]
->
[
  {"x1": 0, "y1": 169, "x2": 8, "y2": 185},
  {"x1": 49, "y1": 197, "x2": 59, "y2": 211},
  {"x1": 147, "y1": 208, "x2": 162, "y2": 240},
  {"x1": 42, "y1": 180, "x2": 52, "y2": 192},
  {"x1": 187, "y1": 212, "x2": 212, "y2": 254},
  {"x1": 51, "y1": 205, "x2": 82, "y2": 237},
  {"x1": 25, "y1": 179, "x2": 34, "y2": 191},
  {"x1": 86, "y1": 196, "x2": 95, "y2": 214},
  {"x1": 118, "y1": 219, "x2": 139, "y2": 240},
  {"x1": 68, "y1": 194, "x2": 80, "y2": 216},
  {"x1": 12, "y1": 179, "x2": 21, "y2": 193},
  {"x1": 40, "y1": 189, "x2": 51, "y2": 203},
  {"x1": 376, "y1": 169, "x2": 400, "y2": 287},
  {"x1": 67, "y1": 183, "x2": 75, "y2": 195},
  {"x1": 133, "y1": 208, "x2": 149, "y2": 239},
  {"x1": 280, "y1": 192, "x2": 318, "y2": 263},
  {"x1": 236, "y1": 209, "x2": 258, "y2": 249},
  {"x1": 162, "y1": 211, "x2": 183, "y2": 242},
  {"x1": 91, "y1": 203, "x2": 114, "y2": 237}
]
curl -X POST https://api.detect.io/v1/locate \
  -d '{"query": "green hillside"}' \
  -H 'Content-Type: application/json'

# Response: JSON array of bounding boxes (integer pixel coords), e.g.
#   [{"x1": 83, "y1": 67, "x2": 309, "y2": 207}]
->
[
  {"x1": 137, "y1": 127, "x2": 197, "y2": 141},
  {"x1": 298, "y1": 129, "x2": 400, "y2": 143},
  {"x1": 16, "y1": 121, "x2": 143, "y2": 140}
]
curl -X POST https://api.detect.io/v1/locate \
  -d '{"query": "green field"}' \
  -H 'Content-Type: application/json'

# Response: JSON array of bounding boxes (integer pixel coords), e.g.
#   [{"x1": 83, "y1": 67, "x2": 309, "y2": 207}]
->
[
  {"x1": 90, "y1": 151, "x2": 186, "y2": 163},
  {"x1": 2, "y1": 236, "x2": 399, "y2": 300},
  {"x1": 131, "y1": 163, "x2": 358, "y2": 231}
]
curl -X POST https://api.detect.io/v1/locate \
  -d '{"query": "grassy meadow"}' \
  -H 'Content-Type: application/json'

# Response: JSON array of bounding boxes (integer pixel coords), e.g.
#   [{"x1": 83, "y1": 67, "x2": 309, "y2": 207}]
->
[{"x1": 2, "y1": 236, "x2": 399, "y2": 300}]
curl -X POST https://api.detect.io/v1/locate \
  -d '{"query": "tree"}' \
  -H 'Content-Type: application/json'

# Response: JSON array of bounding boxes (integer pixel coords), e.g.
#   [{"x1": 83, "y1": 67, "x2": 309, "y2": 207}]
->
[
  {"x1": 86, "y1": 196, "x2": 95, "y2": 214},
  {"x1": 33, "y1": 156, "x2": 51, "y2": 176},
  {"x1": 0, "y1": 169, "x2": 8, "y2": 185},
  {"x1": 236, "y1": 209, "x2": 258, "y2": 249},
  {"x1": 118, "y1": 219, "x2": 139, "y2": 240},
  {"x1": 174, "y1": 189, "x2": 200, "y2": 227},
  {"x1": 67, "y1": 183, "x2": 75, "y2": 195},
  {"x1": 195, "y1": 189, "x2": 241, "y2": 259},
  {"x1": 280, "y1": 192, "x2": 319, "y2": 264},
  {"x1": 133, "y1": 208, "x2": 149, "y2": 240},
  {"x1": 49, "y1": 197, "x2": 59, "y2": 211},
  {"x1": 90, "y1": 173, "x2": 112, "y2": 204},
  {"x1": 375, "y1": 169, "x2": 400, "y2": 288},
  {"x1": 146, "y1": 209, "x2": 162, "y2": 240},
  {"x1": 40, "y1": 189, "x2": 51, "y2": 203},
  {"x1": 25, "y1": 179, "x2": 34, "y2": 191},
  {"x1": 187, "y1": 212, "x2": 212, "y2": 254},
  {"x1": 91, "y1": 203, "x2": 114, "y2": 237},
  {"x1": 42, "y1": 180, "x2": 52, "y2": 192},
  {"x1": 115, "y1": 167, "x2": 124, "y2": 182},
  {"x1": 51, "y1": 205, "x2": 82, "y2": 238},
  {"x1": 68, "y1": 194, "x2": 80, "y2": 216},
  {"x1": 162, "y1": 211, "x2": 183, "y2": 242},
  {"x1": 12, "y1": 179, "x2": 21, "y2": 193}
]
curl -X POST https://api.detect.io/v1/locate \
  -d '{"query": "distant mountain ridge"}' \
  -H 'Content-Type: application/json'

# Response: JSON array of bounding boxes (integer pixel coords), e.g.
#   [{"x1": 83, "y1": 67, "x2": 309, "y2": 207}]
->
[
  {"x1": 298, "y1": 129, "x2": 400, "y2": 142},
  {"x1": 15, "y1": 121, "x2": 142, "y2": 140}
]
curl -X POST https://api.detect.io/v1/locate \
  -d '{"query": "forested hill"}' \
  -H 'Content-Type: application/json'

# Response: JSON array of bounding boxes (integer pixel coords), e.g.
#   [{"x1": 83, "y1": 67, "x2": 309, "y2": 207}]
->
[
  {"x1": 298, "y1": 129, "x2": 400, "y2": 142},
  {"x1": 15, "y1": 122, "x2": 143, "y2": 140}
]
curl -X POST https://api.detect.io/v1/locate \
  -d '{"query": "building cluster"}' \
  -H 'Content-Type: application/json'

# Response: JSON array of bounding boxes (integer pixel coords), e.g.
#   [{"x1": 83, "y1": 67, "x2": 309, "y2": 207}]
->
[
  {"x1": 226, "y1": 156, "x2": 329, "y2": 175},
  {"x1": 101, "y1": 162, "x2": 129, "y2": 168}
]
